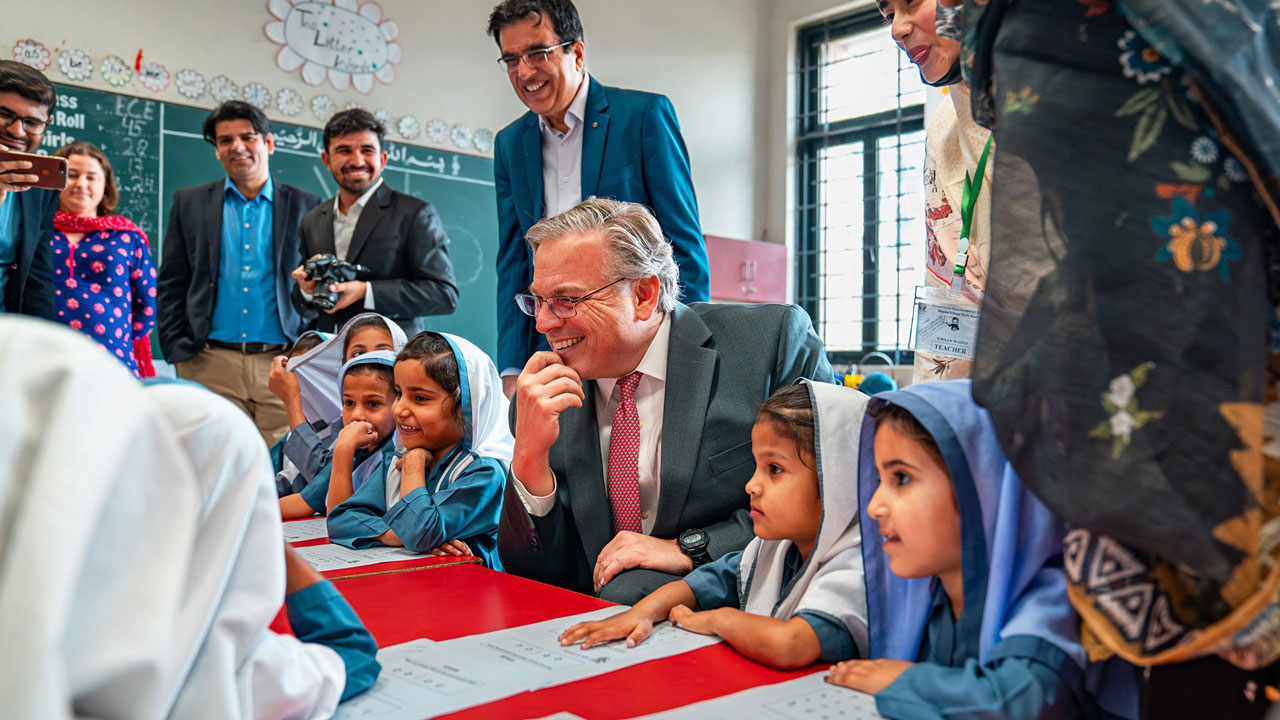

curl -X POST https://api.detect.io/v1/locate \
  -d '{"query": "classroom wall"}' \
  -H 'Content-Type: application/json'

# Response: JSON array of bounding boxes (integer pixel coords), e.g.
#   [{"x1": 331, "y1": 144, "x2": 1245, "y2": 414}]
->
[{"x1": 5, "y1": 0, "x2": 773, "y2": 243}]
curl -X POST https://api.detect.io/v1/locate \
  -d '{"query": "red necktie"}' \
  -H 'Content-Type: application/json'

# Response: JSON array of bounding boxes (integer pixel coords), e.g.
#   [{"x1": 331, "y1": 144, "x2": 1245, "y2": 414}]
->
[{"x1": 606, "y1": 372, "x2": 644, "y2": 535}]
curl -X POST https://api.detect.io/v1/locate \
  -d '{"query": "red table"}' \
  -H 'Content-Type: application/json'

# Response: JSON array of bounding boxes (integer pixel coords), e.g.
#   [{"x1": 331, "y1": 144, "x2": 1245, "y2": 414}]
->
[{"x1": 285, "y1": 562, "x2": 822, "y2": 719}]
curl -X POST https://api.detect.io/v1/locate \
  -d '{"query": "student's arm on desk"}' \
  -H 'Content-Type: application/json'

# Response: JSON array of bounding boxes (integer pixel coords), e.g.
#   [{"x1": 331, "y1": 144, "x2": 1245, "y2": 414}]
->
[
  {"x1": 385, "y1": 452, "x2": 504, "y2": 554},
  {"x1": 283, "y1": 545, "x2": 381, "y2": 701},
  {"x1": 670, "y1": 606, "x2": 823, "y2": 669}
]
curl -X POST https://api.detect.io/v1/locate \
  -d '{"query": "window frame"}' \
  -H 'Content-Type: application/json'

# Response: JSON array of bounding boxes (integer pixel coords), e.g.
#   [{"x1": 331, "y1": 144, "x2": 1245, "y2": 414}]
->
[{"x1": 795, "y1": 10, "x2": 926, "y2": 367}]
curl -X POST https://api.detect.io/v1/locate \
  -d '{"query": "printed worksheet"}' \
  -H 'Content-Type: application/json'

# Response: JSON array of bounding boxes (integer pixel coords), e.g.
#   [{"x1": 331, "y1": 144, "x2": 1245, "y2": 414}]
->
[
  {"x1": 281, "y1": 517, "x2": 329, "y2": 543},
  {"x1": 631, "y1": 671, "x2": 885, "y2": 720},
  {"x1": 294, "y1": 543, "x2": 425, "y2": 572},
  {"x1": 332, "y1": 607, "x2": 720, "y2": 720}
]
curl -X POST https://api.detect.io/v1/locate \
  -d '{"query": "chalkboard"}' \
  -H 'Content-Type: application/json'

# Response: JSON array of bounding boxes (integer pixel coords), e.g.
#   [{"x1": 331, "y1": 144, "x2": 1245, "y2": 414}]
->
[{"x1": 40, "y1": 83, "x2": 500, "y2": 358}]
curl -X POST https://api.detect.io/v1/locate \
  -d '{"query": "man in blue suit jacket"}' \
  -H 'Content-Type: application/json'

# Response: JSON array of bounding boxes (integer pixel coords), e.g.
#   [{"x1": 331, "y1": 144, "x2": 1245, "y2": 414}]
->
[
  {"x1": 0, "y1": 61, "x2": 56, "y2": 320},
  {"x1": 487, "y1": 0, "x2": 710, "y2": 395}
]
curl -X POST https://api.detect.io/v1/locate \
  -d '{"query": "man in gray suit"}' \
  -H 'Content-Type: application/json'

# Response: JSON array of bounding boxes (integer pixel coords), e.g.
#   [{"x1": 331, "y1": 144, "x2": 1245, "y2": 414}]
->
[{"x1": 498, "y1": 198, "x2": 834, "y2": 603}]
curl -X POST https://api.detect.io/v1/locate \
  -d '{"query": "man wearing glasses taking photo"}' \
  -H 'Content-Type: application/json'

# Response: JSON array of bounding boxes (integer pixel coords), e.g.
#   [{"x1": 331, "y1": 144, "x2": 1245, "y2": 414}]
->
[
  {"x1": 497, "y1": 198, "x2": 833, "y2": 604},
  {"x1": 486, "y1": 0, "x2": 710, "y2": 399},
  {"x1": 0, "y1": 60, "x2": 57, "y2": 319}
]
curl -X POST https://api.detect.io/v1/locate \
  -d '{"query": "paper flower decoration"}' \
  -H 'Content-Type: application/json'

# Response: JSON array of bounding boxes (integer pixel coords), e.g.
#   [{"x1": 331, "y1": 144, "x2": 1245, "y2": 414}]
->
[
  {"x1": 426, "y1": 119, "x2": 447, "y2": 144},
  {"x1": 276, "y1": 87, "x2": 303, "y2": 116},
  {"x1": 473, "y1": 129, "x2": 494, "y2": 153},
  {"x1": 344, "y1": 100, "x2": 363, "y2": 111},
  {"x1": 59, "y1": 49, "x2": 93, "y2": 81},
  {"x1": 450, "y1": 124, "x2": 472, "y2": 150},
  {"x1": 311, "y1": 94, "x2": 335, "y2": 121},
  {"x1": 12, "y1": 39, "x2": 50, "y2": 71},
  {"x1": 243, "y1": 81, "x2": 272, "y2": 110},
  {"x1": 210, "y1": 75, "x2": 239, "y2": 103},
  {"x1": 176, "y1": 69, "x2": 206, "y2": 99},
  {"x1": 397, "y1": 115, "x2": 420, "y2": 140},
  {"x1": 139, "y1": 62, "x2": 171, "y2": 92},
  {"x1": 265, "y1": 0, "x2": 402, "y2": 94},
  {"x1": 101, "y1": 55, "x2": 133, "y2": 88},
  {"x1": 374, "y1": 109, "x2": 392, "y2": 128}
]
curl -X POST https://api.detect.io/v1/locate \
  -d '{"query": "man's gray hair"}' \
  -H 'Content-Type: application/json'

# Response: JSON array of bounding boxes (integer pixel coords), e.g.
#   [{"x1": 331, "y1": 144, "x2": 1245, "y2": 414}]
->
[{"x1": 525, "y1": 197, "x2": 680, "y2": 312}]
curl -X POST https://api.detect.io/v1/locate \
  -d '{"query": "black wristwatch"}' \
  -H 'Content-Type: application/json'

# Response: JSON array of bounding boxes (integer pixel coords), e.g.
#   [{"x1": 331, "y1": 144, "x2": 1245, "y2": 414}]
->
[{"x1": 678, "y1": 528, "x2": 712, "y2": 568}]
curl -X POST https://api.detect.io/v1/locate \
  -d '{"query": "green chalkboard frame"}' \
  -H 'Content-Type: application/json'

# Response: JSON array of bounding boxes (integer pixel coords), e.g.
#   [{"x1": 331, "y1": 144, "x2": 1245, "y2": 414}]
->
[{"x1": 42, "y1": 83, "x2": 500, "y2": 358}]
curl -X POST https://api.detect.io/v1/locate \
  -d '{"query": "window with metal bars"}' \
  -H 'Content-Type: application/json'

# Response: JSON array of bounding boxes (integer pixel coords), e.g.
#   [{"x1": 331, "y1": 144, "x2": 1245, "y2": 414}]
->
[{"x1": 795, "y1": 10, "x2": 926, "y2": 366}]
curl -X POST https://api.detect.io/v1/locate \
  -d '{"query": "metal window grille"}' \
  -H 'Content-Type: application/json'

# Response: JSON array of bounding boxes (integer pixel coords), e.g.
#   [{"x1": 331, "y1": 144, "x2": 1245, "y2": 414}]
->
[{"x1": 795, "y1": 10, "x2": 926, "y2": 365}]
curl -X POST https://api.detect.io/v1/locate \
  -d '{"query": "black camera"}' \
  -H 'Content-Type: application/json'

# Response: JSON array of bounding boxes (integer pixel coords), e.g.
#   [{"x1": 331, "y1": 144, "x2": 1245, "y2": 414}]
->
[{"x1": 302, "y1": 254, "x2": 372, "y2": 310}]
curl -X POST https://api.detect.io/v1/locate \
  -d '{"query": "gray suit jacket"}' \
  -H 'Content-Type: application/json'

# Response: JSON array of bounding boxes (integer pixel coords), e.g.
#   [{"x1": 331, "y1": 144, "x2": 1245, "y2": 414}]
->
[{"x1": 498, "y1": 302, "x2": 835, "y2": 600}]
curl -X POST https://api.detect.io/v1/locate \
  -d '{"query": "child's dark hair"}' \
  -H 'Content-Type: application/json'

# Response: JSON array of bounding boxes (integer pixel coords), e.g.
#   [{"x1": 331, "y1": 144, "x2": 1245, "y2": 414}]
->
[
  {"x1": 756, "y1": 383, "x2": 816, "y2": 469},
  {"x1": 871, "y1": 402, "x2": 947, "y2": 470},
  {"x1": 343, "y1": 362, "x2": 394, "y2": 389},
  {"x1": 288, "y1": 331, "x2": 326, "y2": 357},
  {"x1": 396, "y1": 332, "x2": 462, "y2": 419},
  {"x1": 342, "y1": 316, "x2": 392, "y2": 357}
]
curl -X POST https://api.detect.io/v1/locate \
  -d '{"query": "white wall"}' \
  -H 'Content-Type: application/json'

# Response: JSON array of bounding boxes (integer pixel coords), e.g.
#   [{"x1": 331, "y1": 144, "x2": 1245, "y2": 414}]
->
[{"x1": 4, "y1": 0, "x2": 772, "y2": 241}]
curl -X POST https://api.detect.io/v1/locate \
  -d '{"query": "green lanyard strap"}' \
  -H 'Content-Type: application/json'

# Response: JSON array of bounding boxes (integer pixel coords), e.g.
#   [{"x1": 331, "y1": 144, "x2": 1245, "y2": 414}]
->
[{"x1": 951, "y1": 134, "x2": 994, "y2": 290}]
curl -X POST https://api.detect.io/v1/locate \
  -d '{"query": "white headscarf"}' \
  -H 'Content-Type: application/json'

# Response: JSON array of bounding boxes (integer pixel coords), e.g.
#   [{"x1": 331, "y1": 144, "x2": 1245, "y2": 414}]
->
[
  {"x1": 289, "y1": 313, "x2": 408, "y2": 425},
  {"x1": 737, "y1": 380, "x2": 870, "y2": 657},
  {"x1": 0, "y1": 317, "x2": 346, "y2": 719}
]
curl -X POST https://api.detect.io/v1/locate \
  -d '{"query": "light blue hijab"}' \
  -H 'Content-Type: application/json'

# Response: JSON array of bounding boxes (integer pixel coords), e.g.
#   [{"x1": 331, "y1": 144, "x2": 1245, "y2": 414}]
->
[{"x1": 858, "y1": 380, "x2": 1083, "y2": 669}]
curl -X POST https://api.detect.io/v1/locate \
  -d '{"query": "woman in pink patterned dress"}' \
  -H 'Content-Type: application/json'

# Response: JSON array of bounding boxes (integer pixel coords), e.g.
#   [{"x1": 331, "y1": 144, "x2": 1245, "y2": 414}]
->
[{"x1": 50, "y1": 141, "x2": 157, "y2": 377}]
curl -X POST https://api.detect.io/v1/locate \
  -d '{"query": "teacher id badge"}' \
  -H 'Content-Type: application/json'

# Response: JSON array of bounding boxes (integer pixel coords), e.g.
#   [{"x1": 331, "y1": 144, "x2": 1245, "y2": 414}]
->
[{"x1": 912, "y1": 286, "x2": 981, "y2": 359}]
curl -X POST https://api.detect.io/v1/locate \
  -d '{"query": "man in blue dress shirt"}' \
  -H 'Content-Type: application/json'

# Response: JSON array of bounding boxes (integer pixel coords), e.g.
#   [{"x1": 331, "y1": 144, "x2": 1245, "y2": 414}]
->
[
  {"x1": 157, "y1": 101, "x2": 322, "y2": 445},
  {"x1": 0, "y1": 60, "x2": 57, "y2": 319},
  {"x1": 486, "y1": 0, "x2": 711, "y2": 397}
]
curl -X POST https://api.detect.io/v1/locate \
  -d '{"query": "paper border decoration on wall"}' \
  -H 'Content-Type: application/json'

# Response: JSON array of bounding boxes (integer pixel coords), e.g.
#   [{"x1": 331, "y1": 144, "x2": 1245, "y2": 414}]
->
[
  {"x1": 311, "y1": 94, "x2": 335, "y2": 121},
  {"x1": 426, "y1": 118, "x2": 447, "y2": 145},
  {"x1": 373, "y1": 108, "x2": 392, "y2": 128},
  {"x1": 243, "y1": 81, "x2": 272, "y2": 110},
  {"x1": 58, "y1": 48, "x2": 93, "y2": 82},
  {"x1": 473, "y1": 129, "x2": 494, "y2": 153},
  {"x1": 276, "y1": 87, "x2": 303, "y2": 116},
  {"x1": 449, "y1": 123, "x2": 471, "y2": 150},
  {"x1": 176, "y1": 69, "x2": 206, "y2": 100},
  {"x1": 100, "y1": 55, "x2": 133, "y2": 88},
  {"x1": 210, "y1": 75, "x2": 239, "y2": 103},
  {"x1": 139, "y1": 62, "x2": 171, "y2": 92},
  {"x1": 12, "y1": 39, "x2": 50, "y2": 71},
  {"x1": 265, "y1": 0, "x2": 402, "y2": 94},
  {"x1": 397, "y1": 115, "x2": 420, "y2": 140},
  {"x1": 344, "y1": 100, "x2": 363, "y2": 111}
]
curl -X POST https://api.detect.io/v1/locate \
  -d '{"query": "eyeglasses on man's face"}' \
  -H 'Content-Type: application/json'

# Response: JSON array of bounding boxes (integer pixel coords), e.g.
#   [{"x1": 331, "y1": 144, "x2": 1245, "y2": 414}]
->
[
  {"x1": 515, "y1": 277, "x2": 627, "y2": 319},
  {"x1": 0, "y1": 105, "x2": 49, "y2": 135},
  {"x1": 497, "y1": 40, "x2": 574, "y2": 73}
]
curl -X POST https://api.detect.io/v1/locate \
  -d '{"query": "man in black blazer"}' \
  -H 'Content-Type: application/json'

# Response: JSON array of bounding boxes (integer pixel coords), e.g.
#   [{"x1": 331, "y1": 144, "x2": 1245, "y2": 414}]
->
[
  {"x1": 0, "y1": 61, "x2": 56, "y2": 320},
  {"x1": 291, "y1": 110, "x2": 457, "y2": 335},
  {"x1": 499, "y1": 198, "x2": 834, "y2": 604},
  {"x1": 157, "y1": 101, "x2": 322, "y2": 445}
]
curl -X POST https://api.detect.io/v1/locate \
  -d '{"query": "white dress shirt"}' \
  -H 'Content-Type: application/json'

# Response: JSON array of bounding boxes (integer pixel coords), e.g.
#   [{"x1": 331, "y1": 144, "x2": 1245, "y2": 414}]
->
[
  {"x1": 334, "y1": 177, "x2": 383, "y2": 310},
  {"x1": 500, "y1": 76, "x2": 593, "y2": 378},
  {"x1": 513, "y1": 312, "x2": 671, "y2": 535},
  {"x1": 540, "y1": 74, "x2": 590, "y2": 219}
]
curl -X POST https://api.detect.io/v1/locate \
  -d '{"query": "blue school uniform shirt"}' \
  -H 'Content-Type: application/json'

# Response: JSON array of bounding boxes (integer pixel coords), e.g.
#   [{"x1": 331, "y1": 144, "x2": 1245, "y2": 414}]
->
[
  {"x1": 327, "y1": 443, "x2": 506, "y2": 569},
  {"x1": 284, "y1": 580, "x2": 380, "y2": 701},
  {"x1": 684, "y1": 546, "x2": 856, "y2": 664},
  {"x1": 271, "y1": 418, "x2": 341, "y2": 498},
  {"x1": 874, "y1": 586, "x2": 1082, "y2": 720}
]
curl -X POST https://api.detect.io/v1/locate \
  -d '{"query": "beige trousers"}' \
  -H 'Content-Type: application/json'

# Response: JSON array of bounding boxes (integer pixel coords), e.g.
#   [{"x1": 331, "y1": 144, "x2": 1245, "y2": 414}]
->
[{"x1": 175, "y1": 345, "x2": 288, "y2": 446}]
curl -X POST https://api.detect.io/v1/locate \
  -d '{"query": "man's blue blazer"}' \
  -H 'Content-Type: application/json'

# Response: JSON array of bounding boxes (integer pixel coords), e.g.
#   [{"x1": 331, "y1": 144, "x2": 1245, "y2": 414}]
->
[{"x1": 492, "y1": 77, "x2": 710, "y2": 372}]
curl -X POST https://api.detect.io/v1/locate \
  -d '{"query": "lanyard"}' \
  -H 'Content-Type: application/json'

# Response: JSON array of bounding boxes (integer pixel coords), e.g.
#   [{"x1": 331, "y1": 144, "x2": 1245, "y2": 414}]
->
[{"x1": 951, "y1": 135, "x2": 994, "y2": 294}]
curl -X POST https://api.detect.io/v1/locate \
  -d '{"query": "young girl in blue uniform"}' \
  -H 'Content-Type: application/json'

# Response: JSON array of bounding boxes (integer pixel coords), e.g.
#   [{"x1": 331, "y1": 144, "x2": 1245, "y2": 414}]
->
[
  {"x1": 277, "y1": 314, "x2": 404, "y2": 518},
  {"x1": 327, "y1": 332, "x2": 514, "y2": 569},
  {"x1": 560, "y1": 380, "x2": 869, "y2": 668},
  {"x1": 828, "y1": 380, "x2": 1137, "y2": 719},
  {"x1": 269, "y1": 331, "x2": 329, "y2": 498}
]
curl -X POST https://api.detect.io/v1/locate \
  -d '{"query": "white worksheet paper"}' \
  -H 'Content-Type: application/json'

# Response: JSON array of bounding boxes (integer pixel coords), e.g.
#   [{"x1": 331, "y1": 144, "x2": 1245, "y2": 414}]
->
[
  {"x1": 281, "y1": 517, "x2": 329, "y2": 543},
  {"x1": 294, "y1": 543, "x2": 426, "y2": 573},
  {"x1": 333, "y1": 607, "x2": 720, "y2": 720},
  {"x1": 630, "y1": 671, "x2": 884, "y2": 720}
]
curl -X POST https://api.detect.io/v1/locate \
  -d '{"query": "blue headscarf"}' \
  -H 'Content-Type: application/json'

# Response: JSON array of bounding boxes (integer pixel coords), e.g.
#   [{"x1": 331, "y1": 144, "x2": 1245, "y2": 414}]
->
[
  {"x1": 339, "y1": 350, "x2": 397, "y2": 491},
  {"x1": 858, "y1": 380, "x2": 1083, "y2": 669}
]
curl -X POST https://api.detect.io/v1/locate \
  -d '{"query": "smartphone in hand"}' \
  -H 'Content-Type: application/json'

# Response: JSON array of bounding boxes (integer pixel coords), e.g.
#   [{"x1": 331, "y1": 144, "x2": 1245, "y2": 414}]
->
[{"x1": 0, "y1": 150, "x2": 68, "y2": 190}]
